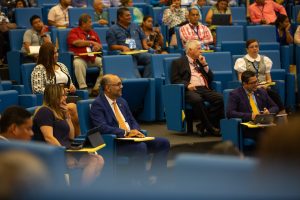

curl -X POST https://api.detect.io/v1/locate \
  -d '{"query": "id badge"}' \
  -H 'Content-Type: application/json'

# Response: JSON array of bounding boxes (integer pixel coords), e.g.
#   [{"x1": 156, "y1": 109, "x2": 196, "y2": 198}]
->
[
  {"x1": 86, "y1": 47, "x2": 93, "y2": 57},
  {"x1": 125, "y1": 38, "x2": 130, "y2": 44}
]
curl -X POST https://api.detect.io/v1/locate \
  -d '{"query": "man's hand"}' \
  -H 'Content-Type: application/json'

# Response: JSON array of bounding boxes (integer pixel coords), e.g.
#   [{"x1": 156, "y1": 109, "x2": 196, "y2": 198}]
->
[
  {"x1": 122, "y1": 46, "x2": 131, "y2": 52},
  {"x1": 251, "y1": 113, "x2": 257, "y2": 121},
  {"x1": 262, "y1": 107, "x2": 270, "y2": 114},
  {"x1": 187, "y1": 83, "x2": 197, "y2": 91},
  {"x1": 126, "y1": 129, "x2": 145, "y2": 138},
  {"x1": 198, "y1": 55, "x2": 208, "y2": 66},
  {"x1": 69, "y1": 84, "x2": 76, "y2": 94},
  {"x1": 98, "y1": 19, "x2": 108, "y2": 25}
]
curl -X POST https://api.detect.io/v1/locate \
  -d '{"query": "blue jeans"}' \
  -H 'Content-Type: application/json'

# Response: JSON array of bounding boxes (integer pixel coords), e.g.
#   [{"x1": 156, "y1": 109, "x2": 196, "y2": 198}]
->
[{"x1": 132, "y1": 52, "x2": 152, "y2": 78}]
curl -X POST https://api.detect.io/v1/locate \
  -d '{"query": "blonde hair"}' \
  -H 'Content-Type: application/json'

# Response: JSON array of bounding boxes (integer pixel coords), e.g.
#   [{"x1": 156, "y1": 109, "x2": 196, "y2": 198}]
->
[{"x1": 36, "y1": 84, "x2": 65, "y2": 120}]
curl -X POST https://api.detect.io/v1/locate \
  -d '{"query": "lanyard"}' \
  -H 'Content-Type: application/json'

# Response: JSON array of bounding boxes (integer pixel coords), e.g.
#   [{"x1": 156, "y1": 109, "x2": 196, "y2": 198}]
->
[{"x1": 189, "y1": 24, "x2": 201, "y2": 40}]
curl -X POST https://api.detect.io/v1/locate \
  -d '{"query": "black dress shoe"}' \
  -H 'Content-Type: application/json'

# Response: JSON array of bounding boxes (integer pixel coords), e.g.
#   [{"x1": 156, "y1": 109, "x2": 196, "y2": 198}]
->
[
  {"x1": 196, "y1": 123, "x2": 206, "y2": 137},
  {"x1": 207, "y1": 127, "x2": 221, "y2": 137}
]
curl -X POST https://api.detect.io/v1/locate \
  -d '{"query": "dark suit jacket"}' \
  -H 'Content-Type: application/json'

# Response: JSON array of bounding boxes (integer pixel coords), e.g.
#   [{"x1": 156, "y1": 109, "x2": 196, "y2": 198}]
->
[
  {"x1": 226, "y1": 87, "x2": 279, "y2": 121},
  {"x1": 171, "y1": 55, "x2": 214, "y2": 89},
  {"x1": 90, "y1": 93, "x2": 140, "y2": 138}
]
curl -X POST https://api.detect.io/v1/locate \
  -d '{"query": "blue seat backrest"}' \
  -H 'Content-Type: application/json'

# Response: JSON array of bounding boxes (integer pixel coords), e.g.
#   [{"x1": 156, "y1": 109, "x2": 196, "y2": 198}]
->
[
  {"x1": 9, "y1": 29, "x2": 26, "y2": 51},
  {"x1": 68, "y1": 7, "x2": 94, "y2": 27},
  {"x1": 151, "y1": 53, "x2": 181, "y2": 78},
  {"x1": 0, "y1": 140, "x2": 66, "y2": 186},
  {"x1": 152, "y1": 7, "x2": 163, "y2": 25},
  {"x1": 163, "y1": 57, "x2": 181, "y2": 85},
  {"x1": 77, "y1": 99, "x2": 94, "y2": 136},
  {"x1": 94, "y1": 27, "x2": 109, "y2": 47},
  {"x1": 231, "y1": 6, "x2": 246, "y2": 22},
  {"x1": 102, "y1": 55, "x2": 137, "y2": 79},
  {"x1": 0, "y1": 90, "x2": 19, "y2": 113},
  {"x1": 232, "y1": 54, "x2": 243, "y2": 80},
  {"x1": 202, "y1": 52, "x2": 232, "y2": 72},
  {"x1": 15, "y1": 8, "x2": 43, "y2": 28},
  {"x1": 57, "y1": 28, "x2": 72, "y2": 53},
  {"x1": 221, "y1": 41, "x2": 246, "y2": 56},
  {"x1": 21, "y1": 63, "x2": 36, "y2": 94},
  {"x1": 216, "y1": 25, "x2": 244, "y2": 46},
  {"x1": 223, "y1": 88, "x2": 235, "y2": 115},
  {"x1": 37, "y1": 0, "x2": 58, "y2": 7},
  {"x1": 246, "y1": 25, "x2": 277, "y2": 42},
  {"x1": 41, "y1": 4, "x2": 56, "y2": 26},
  {"x1": 201, "y1": 6, "x2": 211, "y2": 24},
  {"x1": 260, "y1": 50, "x2": 281, "y2": 69}
]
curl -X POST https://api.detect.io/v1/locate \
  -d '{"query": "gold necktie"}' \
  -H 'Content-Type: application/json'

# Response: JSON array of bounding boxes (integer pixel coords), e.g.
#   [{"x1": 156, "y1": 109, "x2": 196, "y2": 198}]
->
[
  {"x1": 248, "y1": 93, "x2": 259, "y2": 115},
  {"x1": 113, "y1": 102, "x2": 128, "y2": 131}
]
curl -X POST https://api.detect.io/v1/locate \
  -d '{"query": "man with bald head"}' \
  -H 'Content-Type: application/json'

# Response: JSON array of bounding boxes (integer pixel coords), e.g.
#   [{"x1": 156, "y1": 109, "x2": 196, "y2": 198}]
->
[{"x1": 90, "y1": 74, "x2": 170, "y2": 178}]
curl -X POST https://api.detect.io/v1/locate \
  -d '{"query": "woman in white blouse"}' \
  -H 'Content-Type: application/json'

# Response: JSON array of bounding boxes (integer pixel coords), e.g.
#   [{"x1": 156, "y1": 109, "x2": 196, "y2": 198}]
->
[
  {"x1": 234, "y1": 39, "x2": 286, "y2": 114},
  {"x1": 31, "y1": 42, "x2": 80, "y2": 135}
]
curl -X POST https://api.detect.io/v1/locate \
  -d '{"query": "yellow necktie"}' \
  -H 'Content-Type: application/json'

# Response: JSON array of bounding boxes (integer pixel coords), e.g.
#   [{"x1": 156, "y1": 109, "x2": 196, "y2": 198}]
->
[
  {"x1": 248, "y1": 93, "x2": 259, "y2": 115},
  {"x1": 113, "y1": 102, "x2": 128, "y2": 131}
]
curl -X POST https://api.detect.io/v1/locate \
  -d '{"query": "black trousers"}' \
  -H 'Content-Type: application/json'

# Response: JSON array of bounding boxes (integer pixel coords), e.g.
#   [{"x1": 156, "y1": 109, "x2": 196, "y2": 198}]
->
[
  {"x1": 0, "y1": 31, "x2": 9, "y2": 63},
  {"x1": 185, "y1": 86, "x2": 224, "y2": 131}
]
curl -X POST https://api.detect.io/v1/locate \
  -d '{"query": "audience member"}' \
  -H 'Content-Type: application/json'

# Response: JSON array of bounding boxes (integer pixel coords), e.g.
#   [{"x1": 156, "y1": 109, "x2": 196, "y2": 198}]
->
[
  {"x1": 171, "y1": 40, "x2": 224, "y2": 136},
  {"x1": 0, "y1": 11, "x2": 16, "y2": 65},
  {"x1": 298, "y1": 11, "x2": 300, "y2": 24},
  {"x1": 72, "y1": 0, "x2": 87, "y2": 7},
  {"x1": 93, "y1": 0, "x2": 109, "y2": 26},
  {"x1": 31, "y1": 42, "x2": 80, "y2": 135},
  {"x1": 248, "y1": 0, "x2": 287, "y2": 24},
  {"x1": 7, "y1": 0, "x2": 27, "y2": 23},
  {"x1": 205, "y1": 0, "x2": 232, "y2": 25},
  {"x1": 21, "y1": 15, "x2": 51, "y2": 63},
  {"x1": 48, "y1": 0, "x2": 72, "y2": 28},
  {"x1": 226, "y1": 70, "x2": 279, "y2": 121},
  {"x1": 180, "y1": 8, "x2": 213, "y2": 49},
  {"x1": 162, "y1": 0, "x2": 188, "y2": 46},
  {"x1": 0, "y1": 106, "x2": 33, "y2": 141},
  {"x1": 294, "y1": 25, "x2": 300, "y2": 44},
  {"x1": 234, "y1": 39, "x2": 286, "y2": 114},
  {"x1": 120, "y1": 0, "x2": 143, "y2": 25},
  {"x1": 275, "y1": 14, "x2": 293, "y2": 45},
  {"x1": 141, "y1": 16, "x2": 167, "y2": 54},
  {"x1": 106, "y1": 7, "x2": 152, "y2": 78},
  {"x1": 207, "y1": 0, "x2": 237, "y2": 6},
  {"x1": 90, "y1": 74, "x2": 170, "y2": 178},
  {"x1": 67, "y1": 13, "x2": 103, "y2": 96},
  {"x1": 32, "y1": 84, "x2": 104, "y2": 186},
  {"x1": 191, "y1": 0, "x2": 207, "y2": 21}
]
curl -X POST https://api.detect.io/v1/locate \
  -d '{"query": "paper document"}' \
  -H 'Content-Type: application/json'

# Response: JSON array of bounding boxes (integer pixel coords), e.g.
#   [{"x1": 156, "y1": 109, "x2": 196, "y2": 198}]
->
[
  {"x1": 241, "y1": 122, "x2": 276, "y2": 128},
  {"x1": 120, "y1": 50, "x2": 148, "y2": 55},
  {"x1": 66, "y1": 144, "x2": 106, "y2": 153},
  {"x1": 116, "y1": 137, "x2": 155, "y2": 142},
  {"x1": 78, "y1": 52, "x2": 102, "y2": 56},
  {"x1": 29, "y1": 46, "x2": 40, "y2": 54}
]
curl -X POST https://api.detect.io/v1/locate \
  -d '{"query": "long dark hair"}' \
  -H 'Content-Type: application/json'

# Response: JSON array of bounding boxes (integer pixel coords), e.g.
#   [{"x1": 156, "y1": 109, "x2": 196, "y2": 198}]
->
[{"x1": 37, "y1": 42, "x2": 56, "y2": 80}]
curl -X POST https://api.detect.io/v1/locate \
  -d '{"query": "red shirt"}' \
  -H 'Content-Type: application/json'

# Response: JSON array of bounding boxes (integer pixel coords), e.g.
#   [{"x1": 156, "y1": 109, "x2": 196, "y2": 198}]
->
[{"x1": 67, "y1": 27, "x2": 101, "y2": 62}]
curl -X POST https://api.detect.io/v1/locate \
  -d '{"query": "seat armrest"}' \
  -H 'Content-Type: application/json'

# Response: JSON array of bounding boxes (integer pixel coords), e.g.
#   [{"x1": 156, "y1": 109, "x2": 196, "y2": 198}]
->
[
  {"x1": 18, "y1": 94, "x2": 37, "y2": 108},
  {"x1": 211, "y1": 81, "x2": 222, "y2": 93},
  {"x1": 75, "y1": 89, "x2": 89, "y2": 100}
]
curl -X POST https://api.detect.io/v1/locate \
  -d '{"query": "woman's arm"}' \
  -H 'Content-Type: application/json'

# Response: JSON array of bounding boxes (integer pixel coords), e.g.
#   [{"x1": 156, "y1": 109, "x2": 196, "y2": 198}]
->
[
  {"x1": 40, "y1": 126, "x2": 61, "y2": 146},
  {"x1": 205, "y1": 9, "x2": 213, "y2": 24},
  {"x1": 265, "y1": 73, "x2": 272, "y2": 83}
]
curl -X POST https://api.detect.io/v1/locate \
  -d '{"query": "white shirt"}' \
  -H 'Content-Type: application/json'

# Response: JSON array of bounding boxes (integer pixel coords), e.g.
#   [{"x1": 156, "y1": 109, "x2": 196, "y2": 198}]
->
[
  {"x1": 104, "y1": 94, "x2": 130, "y2": 131},
  {"x1": 55, "y1": 67, "x2": 68, "y2": 84},
  {"x1": 234, "y1": 54, "x2": 272, "y2": 74}
]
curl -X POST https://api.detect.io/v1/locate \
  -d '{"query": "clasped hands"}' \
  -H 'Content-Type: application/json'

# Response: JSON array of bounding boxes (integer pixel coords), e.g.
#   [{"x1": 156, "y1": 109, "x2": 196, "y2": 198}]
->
[{"x1": 125, "y1": 129, "x2": 145, "y2": 138}]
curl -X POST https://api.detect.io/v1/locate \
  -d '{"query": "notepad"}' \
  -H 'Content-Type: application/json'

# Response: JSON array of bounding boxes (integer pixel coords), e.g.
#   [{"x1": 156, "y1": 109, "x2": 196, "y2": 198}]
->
[
  {"x1": 78, "y1": 52, "x2": 102, "y2": 56},
  {"x1": 241, "y1": 122, "x2": 276, "y2": 128},
  {"x1": 66, "y1": 144, "x2": 106, "y2": 153},
  {"x1": 29, "y1": 46, "x2": 40, "y2": 54},
  {"x1": 258, "y1": 81, "x2": 276, "y2": 87},
  {"x1": 120, "y1": 50, "x2": 148, "y2": 55},
  {"x1": 116, "y1": 137, "x2": 155, "y2": 142}
]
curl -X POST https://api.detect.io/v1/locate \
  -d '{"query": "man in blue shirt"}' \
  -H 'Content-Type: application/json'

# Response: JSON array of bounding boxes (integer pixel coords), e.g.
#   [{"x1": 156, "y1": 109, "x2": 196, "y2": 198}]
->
[{"x1": 106, "y1": 7, "x2": 152, "y2": 78}]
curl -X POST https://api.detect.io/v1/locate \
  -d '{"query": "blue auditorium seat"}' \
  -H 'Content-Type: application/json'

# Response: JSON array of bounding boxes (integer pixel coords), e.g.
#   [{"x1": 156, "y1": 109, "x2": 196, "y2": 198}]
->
[
  {"x1": 231, "y1": 6, "x2": 247, "y2": 25},
  {"x1": 68, "y1": 7, "x2": 94, "y2": 27},
  {"x1": 216, "y1": 25, "x2": 244, "y2": 48},
  {"x1": 36, "y1": 0, "x2": 58, "y2": 7},
  {"x1": 15, "y1": 8, "x2": 43, "y2": 28}
]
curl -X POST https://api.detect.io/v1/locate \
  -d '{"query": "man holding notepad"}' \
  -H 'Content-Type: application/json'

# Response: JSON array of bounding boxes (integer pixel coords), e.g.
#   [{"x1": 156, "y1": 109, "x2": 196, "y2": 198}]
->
[
  {"x1": 90, "y1": 74, "x2": 170, "y2": 179},
  {"x1": 67, "y1": 13, "x2": 103, "y2": 97}
]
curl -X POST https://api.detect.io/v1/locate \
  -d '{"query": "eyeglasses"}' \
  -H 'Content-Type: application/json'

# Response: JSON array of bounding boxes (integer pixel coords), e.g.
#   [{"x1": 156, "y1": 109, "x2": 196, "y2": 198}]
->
[
  {"x1": 247, "y1": 80, "x2": 258, "y2": 85},
  {"x1": 108, "y1": 82, "x2": 123, "y2": 87},
  {"x1": 248, "y1": 45, "x2": 259, "y2": 49}
]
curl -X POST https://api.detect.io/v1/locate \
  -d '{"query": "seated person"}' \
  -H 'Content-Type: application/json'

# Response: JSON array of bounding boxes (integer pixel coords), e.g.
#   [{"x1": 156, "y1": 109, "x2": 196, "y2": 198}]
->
[
  {"x1": 171, "y1": 39, "x2": 224, "y2": 136},
  {"x1": 120, "y1": 0, "x2": 143, "y2": 25},
  {"x1": 93, "y1": 0, "x2": 109, "y2": 26},
  {"x1": 248, "y1": 0, "x2": 287, "y2": 24},
  {"x1": 180, "y1": 8, "x2": 213, "y2": 49},
  {"x1": 207, "y1": 0, "x2": 237, "y2": 6},
  {"x1": 141, "y1": 16, "x2": 167, "y2": 54},
  {"x1": 72, "y1": 0, "x2": 87, "y2": 7},
  {"x1": 31, "y1": 42, "x2": 80, "y2": 136},
  {"x1": 48, "y1": 0, "x2": 72, "y2": 28},
  {"x1": 32, "y1": 84, "x2": 104, "y2": 186},
  {"x1": 275, "y1": 14, "x2": 293, "y2": 45},
  {"x1": 294, "y1": 25, "x2": 300, "y2": 45},
  {"x1": 0, "y1": 106, "x2": 33, "y2": 141},
  {"x1": 234, "y1": 39, "x2": 286, "y2": 114},
  {"x1": 67, "y1": 13, "x2": 103, "y2": 96},
  {"x1": 227, "y1": 70, "x2": 279, "y2": 122},
  {"x1": 90, "y1": 74, "x2": 170, "y2": 177},
  {"x1": 191, "y1": 0, "x2": 207, "y2": 21},
  {"x1": 162, "y1": 0, "x2": 188, "y2": 46},
  {"x1": 21, "y1": 15, "x2": 51, "y2": 63},
  {"x1": 106, "y1": 7, "x2": 152, "y2": 78},
  {"x1": 7, "y1": 0, "x2": 27, "y2": 23},
  {"x1": 205, "y1": 0, "x2": 232, "y2": 25},
  {"x1": 0, "y1": 11, "x2": 17, "y2": 65}
]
